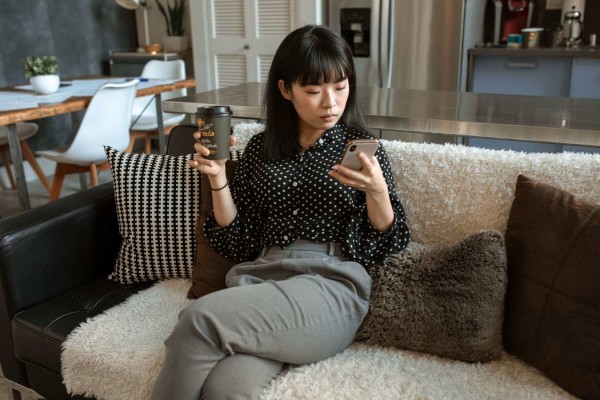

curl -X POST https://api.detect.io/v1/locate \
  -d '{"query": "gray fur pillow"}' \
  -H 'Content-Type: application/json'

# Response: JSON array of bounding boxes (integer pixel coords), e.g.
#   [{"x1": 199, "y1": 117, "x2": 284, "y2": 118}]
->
[{"x1": 355, "y1": 230, "x2": 507, "y2": 362}]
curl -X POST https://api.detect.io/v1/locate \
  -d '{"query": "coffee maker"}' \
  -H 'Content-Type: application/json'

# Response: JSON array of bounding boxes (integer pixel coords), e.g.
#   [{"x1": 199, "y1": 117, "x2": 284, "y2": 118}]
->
[
  {"x1": 484, "y1": 0, "x2": 535, "y2": 45},
  {"x1": 563, "y1": 6, "x2": 584, "y2": 47}
]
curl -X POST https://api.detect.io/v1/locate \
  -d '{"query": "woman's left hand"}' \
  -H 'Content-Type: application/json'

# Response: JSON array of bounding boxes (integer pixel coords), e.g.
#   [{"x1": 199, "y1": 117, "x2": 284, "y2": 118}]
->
[{"x1": 328, "y1": 152, "x2": 388, "y2": 194}]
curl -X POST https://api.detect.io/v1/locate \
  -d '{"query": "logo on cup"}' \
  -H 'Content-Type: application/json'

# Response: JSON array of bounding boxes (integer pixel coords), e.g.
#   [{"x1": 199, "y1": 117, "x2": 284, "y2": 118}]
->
[{"x1": 197, "y1": 117, "x2": 215, "y2": 136}]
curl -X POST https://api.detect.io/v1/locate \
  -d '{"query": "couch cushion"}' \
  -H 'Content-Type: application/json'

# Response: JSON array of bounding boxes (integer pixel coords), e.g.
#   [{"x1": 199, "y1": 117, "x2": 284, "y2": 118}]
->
[
  {"x1": 12, "y1": 278, "x2": 149, "y2": 373},
  {"x1": 503, "y1": 175, "x2": 600, "y2": 399},
  {"x1": 188, "y1": 160, "x2": 239, "y2": 299},
  {"x1": 187, "y1": 122, "x2": 264, "y2": 298},
  {"x1": 356, "y1": 230, "x2": 507, "y2": 362},
  {"x1": 104, "y1": 146, "x2": 201, "y2": 284},
  {"x1": 382, "y1": 141, "x2": 600, "y2": 245}
]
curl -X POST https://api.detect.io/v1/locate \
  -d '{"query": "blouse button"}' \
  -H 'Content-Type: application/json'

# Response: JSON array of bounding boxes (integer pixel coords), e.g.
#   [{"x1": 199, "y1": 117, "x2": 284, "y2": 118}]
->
[
  {"x1": 292, "y1": 182, "x2": 298, "y2": 187},
  {"x1": 292, "y1": 209, "x2": 298, "y2": 215},
  {"x1": 283, "y1": 235, "x2": 289, "y2": 241}
]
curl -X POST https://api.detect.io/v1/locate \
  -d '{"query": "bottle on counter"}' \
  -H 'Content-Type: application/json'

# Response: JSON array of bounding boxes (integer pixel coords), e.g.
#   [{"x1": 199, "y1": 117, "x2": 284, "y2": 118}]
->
[
  {"x1": 590, "y1": 34, "x2": 597, "y2": 48},
  {"x1": 549, "y1": 22, "x2": 564, "y2": 48}
]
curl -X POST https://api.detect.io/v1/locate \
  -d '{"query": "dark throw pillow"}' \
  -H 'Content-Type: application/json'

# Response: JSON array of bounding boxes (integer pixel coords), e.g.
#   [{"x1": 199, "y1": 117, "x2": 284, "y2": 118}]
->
[
  {"x1": 187, "y1": 160, "x2": 239, "y2": 299},
  {"x1": 356, "y1": 230, "x2": 507, "y2": 363},
  {"x1": 504, "y1": 175, "x2": 600, "y2": 400}
]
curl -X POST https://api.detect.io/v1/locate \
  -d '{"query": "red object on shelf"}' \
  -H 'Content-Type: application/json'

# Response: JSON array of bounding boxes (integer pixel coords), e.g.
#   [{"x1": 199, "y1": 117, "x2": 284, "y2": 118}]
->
[{"x1": 501, "y1": 0, "x2": 531, "y2": 43}]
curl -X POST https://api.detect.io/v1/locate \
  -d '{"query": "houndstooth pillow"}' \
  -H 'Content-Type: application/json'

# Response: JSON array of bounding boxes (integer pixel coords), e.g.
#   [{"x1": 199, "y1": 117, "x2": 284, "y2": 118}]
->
[{"x1": 104, "y1": 146, "x2": 201, "y2": 284}]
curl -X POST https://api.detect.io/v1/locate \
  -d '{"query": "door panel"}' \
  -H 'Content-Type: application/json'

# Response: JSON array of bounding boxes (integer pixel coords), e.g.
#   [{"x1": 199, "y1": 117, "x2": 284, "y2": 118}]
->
[
  {"x1": 216, "y1": 54, "x2": 248, "y2": 88},
  {"x1": 207, "y1": 0, "x2": 295, "y2": 88}
]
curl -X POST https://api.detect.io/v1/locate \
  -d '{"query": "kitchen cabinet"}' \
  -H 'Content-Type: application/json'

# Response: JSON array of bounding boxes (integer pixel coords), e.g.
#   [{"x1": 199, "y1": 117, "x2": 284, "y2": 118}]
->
[
  {"x1": 570, "y1": 59, "x2": 600, "y2": 99},
  {"x1": 470, "y1": 56, "x2": 571, "y2": 97},
  {"x1": 468, "y1": 48, "x2": 600, "y2": 99},
  {"x1": 467, "y1": 48, "x2": 600, "y2": 153}
]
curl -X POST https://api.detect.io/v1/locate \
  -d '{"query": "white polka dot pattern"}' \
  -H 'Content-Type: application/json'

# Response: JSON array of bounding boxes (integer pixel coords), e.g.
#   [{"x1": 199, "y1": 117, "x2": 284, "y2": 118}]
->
[{"x1": 204, "y1": 124, "x2": 410, "y2": 266}]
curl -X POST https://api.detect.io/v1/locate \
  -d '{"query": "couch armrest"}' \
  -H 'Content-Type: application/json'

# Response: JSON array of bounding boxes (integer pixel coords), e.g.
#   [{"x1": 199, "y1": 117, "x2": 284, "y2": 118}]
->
[{"x1": 0, "y1": 182, "x2": 120, "y2": 384}]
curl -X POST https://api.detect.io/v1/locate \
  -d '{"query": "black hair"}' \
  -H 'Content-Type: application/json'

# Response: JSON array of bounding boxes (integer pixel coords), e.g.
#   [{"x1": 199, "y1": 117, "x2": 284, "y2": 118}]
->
[{"x1": 262, "y1": 25, "x2": 365, "y2": 160}]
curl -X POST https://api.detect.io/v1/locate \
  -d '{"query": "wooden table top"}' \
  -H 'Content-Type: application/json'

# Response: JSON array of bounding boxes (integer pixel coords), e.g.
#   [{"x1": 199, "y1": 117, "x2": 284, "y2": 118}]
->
[{"x1": 0, "y1": 78, "x2": 196, "y2": 126}]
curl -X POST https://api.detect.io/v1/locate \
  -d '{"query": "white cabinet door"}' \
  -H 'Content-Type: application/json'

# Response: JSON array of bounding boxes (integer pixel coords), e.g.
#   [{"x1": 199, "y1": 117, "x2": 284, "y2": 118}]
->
[{"x1": 191, "y1": 0, "x2": 321, "y2": 91}]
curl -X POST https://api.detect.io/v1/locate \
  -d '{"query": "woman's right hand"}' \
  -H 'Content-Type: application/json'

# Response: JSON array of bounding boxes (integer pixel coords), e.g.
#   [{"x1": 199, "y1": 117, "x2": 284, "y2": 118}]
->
[{"x1": 187, "y1": 132, "x2": 237, "y2": 177}]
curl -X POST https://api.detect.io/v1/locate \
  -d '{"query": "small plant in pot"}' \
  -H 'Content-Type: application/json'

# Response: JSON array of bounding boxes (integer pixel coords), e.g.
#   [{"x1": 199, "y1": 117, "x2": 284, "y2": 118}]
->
[
  {"x1": 156, "y1": 0, "x2": 188, "y2": 52},
  {"x1": 24, "y1": 55, "x2": 60, "y2": 95}
]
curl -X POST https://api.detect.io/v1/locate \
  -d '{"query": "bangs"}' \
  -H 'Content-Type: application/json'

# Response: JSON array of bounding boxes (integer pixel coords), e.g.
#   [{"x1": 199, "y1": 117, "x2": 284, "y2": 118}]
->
[{"x1": 295, "y1": 45, "x2": 351, "y2": 86}]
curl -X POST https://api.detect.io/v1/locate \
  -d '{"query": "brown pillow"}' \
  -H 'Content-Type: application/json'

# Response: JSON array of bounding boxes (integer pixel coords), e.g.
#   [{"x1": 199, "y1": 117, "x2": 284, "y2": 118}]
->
[
  {"x1": 504, "y1": 175, "x2": 600, "y2": 400},
  {"x1": 356, "y1": 230, "x2": 507, "y2": 363},
  {"x1": 187, "y1": 160, "x2": 239, "y2": 299}
]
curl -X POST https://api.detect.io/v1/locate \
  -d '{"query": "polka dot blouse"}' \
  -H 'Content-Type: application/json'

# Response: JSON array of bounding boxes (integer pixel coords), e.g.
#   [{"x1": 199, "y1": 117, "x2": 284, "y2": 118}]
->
[{"x1": 204, "y1": 123, "x2": 410, "y2": 267}]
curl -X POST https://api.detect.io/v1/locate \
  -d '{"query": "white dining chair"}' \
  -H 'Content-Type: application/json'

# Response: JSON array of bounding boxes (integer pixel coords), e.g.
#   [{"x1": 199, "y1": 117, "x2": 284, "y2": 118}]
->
[
  {"x1": 37, "y1": 79, "x2": 138, "y2": 201},
  {"x1": 0, "y1": 122, "x2": 52, "y2": 193},
  {"x1": 128, "y1": 60, "x2": 187, "y2": 154}
]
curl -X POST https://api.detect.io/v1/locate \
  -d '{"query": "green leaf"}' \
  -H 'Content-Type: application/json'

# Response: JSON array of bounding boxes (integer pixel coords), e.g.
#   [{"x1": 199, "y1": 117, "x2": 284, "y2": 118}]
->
[
  {"x1": 24, "y1": 55, "x2": 59, "y2": 78},
  {"x1": 155, "y1": 0, "x2": 185, "y2": 36}
]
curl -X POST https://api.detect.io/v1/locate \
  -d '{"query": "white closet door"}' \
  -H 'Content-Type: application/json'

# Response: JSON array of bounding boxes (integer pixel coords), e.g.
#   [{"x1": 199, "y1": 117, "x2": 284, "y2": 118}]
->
[
  {"x1": 191, "y1": 0, "x2": 321, "y2": 91},
  {"x1": 211, "y1": 0, "x2": 248, "y2": 88}
]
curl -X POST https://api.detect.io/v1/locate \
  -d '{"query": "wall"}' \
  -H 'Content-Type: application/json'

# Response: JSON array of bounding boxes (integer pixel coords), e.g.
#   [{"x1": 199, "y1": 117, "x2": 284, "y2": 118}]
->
[
  {"x1": 134, "y1": 0, "x2": 192, "y2": 49},
  {"x1": 0, "y1": 0, "x2": 137, "y2": 151}
]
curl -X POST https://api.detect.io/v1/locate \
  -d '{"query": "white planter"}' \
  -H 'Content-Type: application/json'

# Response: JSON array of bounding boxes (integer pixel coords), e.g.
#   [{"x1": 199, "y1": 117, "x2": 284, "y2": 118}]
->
[
  {"x1": 162, "y1": 36, "x2": 188, "y2": 52},
  {"x1": 30, "y1": 75, "x2": 60, "y2": 95}
]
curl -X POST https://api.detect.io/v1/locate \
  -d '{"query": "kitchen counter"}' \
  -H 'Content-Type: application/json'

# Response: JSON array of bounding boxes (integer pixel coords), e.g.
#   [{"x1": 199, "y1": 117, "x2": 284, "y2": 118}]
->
[
  {"x1": 468, "y1": 47, "x2": 600, "y2": 59},
  {"x1": 163, "y1": 82, "x2": 600, "y2": 147}
]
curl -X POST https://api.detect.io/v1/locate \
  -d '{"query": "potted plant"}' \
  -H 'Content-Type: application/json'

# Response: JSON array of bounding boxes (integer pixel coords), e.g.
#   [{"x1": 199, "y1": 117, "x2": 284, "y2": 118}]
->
[
  {"x1": 24, "y1": 55, "x2": 60, "y2": 95},
  {"x1": 156, "y1": 0, "x2": 187, "y2": 52}
]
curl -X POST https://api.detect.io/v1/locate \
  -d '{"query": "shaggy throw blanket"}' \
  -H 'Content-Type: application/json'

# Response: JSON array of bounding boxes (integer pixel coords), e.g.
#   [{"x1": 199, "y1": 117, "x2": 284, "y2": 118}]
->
[
  {"x1": 62, "y1": 279, "x2": 574, "y2": 400},
  {"x1": 231, "y1": 122, "x2": 600, "y2": 246}
]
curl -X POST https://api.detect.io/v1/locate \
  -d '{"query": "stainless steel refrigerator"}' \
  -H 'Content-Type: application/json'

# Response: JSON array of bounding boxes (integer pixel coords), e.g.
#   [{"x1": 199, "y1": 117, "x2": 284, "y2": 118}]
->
[{"x1": 328, "y1": 0, "x2": 485, "y2": 92}]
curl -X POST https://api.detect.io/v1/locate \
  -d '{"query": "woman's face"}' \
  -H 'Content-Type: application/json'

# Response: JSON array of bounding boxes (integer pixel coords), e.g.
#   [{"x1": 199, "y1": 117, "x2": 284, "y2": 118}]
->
[{"x1": 278, "y1": 78, "x2": 349, "y2": 137}]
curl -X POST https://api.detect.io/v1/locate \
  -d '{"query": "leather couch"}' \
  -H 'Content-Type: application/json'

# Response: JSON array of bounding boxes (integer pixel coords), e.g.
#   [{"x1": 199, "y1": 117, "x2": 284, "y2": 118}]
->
[{"x1": 0, "y1": 125, "x2": 196, "y2": 400}]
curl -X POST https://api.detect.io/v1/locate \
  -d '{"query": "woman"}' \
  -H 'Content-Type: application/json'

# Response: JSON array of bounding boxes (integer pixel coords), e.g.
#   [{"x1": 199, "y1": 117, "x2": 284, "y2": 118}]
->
[{"x1": 152, "y1": 25, "x2": 409, "y2": 400}]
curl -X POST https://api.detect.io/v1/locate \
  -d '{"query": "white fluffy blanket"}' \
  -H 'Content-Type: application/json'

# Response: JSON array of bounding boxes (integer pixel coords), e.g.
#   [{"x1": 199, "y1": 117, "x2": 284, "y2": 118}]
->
[
  {"x1": 383, "y1": 140, "x2": 600, "y2": 245},
  {"x1": 62, "y1": 279, "x2": 574, "y2": 400},
  {"x1": 233, "y1": 122, "x2": 600, "y2": 246}
]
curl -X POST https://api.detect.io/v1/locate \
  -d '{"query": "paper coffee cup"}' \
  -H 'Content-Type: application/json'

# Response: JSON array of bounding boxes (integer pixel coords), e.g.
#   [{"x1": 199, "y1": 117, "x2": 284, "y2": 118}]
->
[{"x1": 196, "y1": 106, "x2": 232, "y2": 160}]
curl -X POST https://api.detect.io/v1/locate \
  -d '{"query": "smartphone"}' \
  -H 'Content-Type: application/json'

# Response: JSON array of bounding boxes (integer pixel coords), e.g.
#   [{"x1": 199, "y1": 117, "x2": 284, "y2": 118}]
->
[{"x1": 339, "y1": 139, "x2": 380, "y2": 170}]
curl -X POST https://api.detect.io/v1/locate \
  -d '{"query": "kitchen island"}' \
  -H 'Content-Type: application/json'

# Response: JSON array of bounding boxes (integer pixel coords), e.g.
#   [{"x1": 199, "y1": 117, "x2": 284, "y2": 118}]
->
[{"x1": 163, "y1": 82, "x2": 600, "y2": 148}]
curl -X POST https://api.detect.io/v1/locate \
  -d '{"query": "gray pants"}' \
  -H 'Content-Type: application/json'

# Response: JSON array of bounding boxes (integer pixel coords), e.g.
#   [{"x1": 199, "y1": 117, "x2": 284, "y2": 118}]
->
[{"x1": 151, "y1": 240, "x2": 371, "y2": 400}]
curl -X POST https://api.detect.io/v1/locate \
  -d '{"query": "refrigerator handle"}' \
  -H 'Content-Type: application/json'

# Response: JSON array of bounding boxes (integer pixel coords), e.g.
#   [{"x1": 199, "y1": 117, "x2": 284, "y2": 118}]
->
[{"x1": 380, "y1": 0, "x2": 393, "y2": 88}]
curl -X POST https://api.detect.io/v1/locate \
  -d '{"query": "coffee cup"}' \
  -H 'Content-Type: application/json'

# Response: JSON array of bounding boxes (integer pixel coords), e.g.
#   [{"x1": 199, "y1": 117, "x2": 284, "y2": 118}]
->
[
  {"x1": 195, "y1": 106, "x2": 232, "y2": 160},
  {"x1": 522, "y1": 28, "x2": 543, "y2": 48}
]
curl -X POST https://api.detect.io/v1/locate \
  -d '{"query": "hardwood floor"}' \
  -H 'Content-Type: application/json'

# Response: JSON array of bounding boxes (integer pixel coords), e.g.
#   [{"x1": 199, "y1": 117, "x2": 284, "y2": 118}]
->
[
  {"x1": 0, "y1": 139, "x2": 153, "y2": 219},
  {"x1": 0, "y1": 375, "x2": 42, "y2": 400}
]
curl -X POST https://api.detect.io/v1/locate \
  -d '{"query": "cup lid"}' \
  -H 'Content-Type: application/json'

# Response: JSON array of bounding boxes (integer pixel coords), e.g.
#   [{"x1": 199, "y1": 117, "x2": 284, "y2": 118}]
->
[
  {"x1": 522, "y1": 27, "x2": 543, "y2": 32},
  {"x1": 196, "y1": 105, "x2": 232, "y2": 115}
]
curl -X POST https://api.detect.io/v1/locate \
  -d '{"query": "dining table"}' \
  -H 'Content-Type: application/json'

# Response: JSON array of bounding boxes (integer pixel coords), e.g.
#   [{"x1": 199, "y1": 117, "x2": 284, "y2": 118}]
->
[{"x1": 0, "y1": 77, "x2": 196, "y2": 212}]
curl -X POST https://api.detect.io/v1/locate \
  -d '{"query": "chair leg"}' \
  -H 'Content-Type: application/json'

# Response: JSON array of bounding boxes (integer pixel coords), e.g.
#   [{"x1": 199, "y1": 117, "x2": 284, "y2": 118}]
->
[
  {"x1": 145, "y1": 133, "x2": 152, "y2": 154},
  {"x1": 89, "y1": 164, "x2": 99, "y2": 187},
  {"x1": 0, "y1": 148, "x2": 16, "y2": 190},
  {"x1": 126, "y1": 134, "x2": 137, "y2": 153},
  {"x1": 20, "y1": 141, "x2": 52, "y2": 193},
  {"x1": 49, "y1": 163, "x2": 67, "y2": 201}
]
